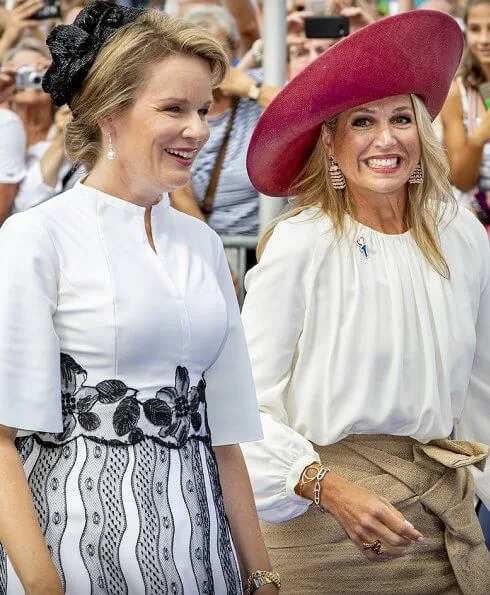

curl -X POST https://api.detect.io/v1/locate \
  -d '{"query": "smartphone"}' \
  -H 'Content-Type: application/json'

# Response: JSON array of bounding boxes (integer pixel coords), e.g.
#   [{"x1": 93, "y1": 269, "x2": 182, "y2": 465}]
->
[
  {"x1": 4, "y1": 0, "x2": 61, "y2": 18},
  {"x1": 304, "y1": 16, "x2": 350, "y2": 39},
  {"x1": 479, "y1": 82, "x2": 490, "y2": 110},
  {"x1": 32, "y1": 0, "x2": 61, "y2": 20}
]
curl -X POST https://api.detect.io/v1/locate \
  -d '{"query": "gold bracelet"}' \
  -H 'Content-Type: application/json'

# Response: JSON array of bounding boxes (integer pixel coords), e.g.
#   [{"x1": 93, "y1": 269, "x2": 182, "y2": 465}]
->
[
  {"x1": 245, "y1": 570, "x2": 281, "y2": 594},
  {"x1": 298, "y1": 463, "x2": 327, "y2": 497},
  {"x1": 313, "y1": 465, "x2": 329, "y2": 511}
]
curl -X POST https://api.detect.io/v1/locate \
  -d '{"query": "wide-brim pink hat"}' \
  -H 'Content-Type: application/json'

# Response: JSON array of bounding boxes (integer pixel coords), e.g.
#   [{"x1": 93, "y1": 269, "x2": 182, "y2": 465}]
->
[{"x1": 246, "y1": 10, "x2": 464, "y2": 197}]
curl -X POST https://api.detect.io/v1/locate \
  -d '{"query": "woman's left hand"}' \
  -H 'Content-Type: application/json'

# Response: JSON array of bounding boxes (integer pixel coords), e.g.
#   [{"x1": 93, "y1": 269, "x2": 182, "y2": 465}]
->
[{"x1": 320, "y1": 472, "x2": 423, "y2": 560}]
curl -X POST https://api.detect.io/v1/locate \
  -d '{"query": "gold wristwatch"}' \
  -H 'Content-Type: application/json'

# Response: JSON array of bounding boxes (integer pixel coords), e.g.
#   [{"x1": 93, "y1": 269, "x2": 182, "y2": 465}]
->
[
  {"x1": 247, "y1": 81, "x2": 262, "y2": 101},
  {"x1": 245, "y1": 570, "x2": 281, "y2": 594}
]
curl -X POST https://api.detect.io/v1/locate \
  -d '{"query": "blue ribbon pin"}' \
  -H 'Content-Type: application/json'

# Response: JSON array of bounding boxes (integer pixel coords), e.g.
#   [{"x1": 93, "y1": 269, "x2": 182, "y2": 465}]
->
[{"x1": 357, "y1": 236, "x2": 368, "y2": 259}]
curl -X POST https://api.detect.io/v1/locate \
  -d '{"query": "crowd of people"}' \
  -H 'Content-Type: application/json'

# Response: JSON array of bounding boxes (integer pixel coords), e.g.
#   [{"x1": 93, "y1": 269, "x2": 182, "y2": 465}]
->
[{"x1": 0, "y1": 0, "x2": 488, "y2": 594}]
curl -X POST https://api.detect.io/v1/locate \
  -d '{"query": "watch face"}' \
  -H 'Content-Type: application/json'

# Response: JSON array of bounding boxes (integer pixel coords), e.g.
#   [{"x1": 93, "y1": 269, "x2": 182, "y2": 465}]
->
[
  {"x1": 248, "y1": 85, "x2": 260, "y2": 100},
  {"x1": 253, "y1": 576, "x2": 267, "y2": 588},
  {"x1": 248, "y1": 570, "x2": 280, "y2": 593}
]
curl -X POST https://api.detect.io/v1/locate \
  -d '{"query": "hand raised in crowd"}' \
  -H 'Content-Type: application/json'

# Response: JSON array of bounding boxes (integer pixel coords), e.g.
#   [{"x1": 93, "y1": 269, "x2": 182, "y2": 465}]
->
[
  {"x1": 286, "y1": 9, "x2": 314, "y2": 44},
  {"x1": 327, "y1": 0, "x2": 378, "y2": 31},
  {"x1": 219, "y1": 66, "x2": 257, "y2": 98},
  {"x1": 339, "y1": 5, "x2": 376, "y2": 30},
  {"x1": 318, "y1": 472, "x2": 424, "y2": 562},
  {"x1": 53, "y1": 105, "x2": 72, "y2": 137},
  {"x1": 0, "y1": 0, "x2": 44, "y2": 50},
  {"x1": 0, "y1": 67, "x2": 16, "y2": 102},
  {"x1": 471, "y1": 110, "x2": 490, "y2": 148},
  {"x1": 237, "y1": 8, "x2": 315, "y2": 73}
]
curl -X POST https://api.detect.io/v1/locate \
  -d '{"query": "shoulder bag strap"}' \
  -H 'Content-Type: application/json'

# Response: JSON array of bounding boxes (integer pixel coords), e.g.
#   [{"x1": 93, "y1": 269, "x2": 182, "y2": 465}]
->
[{"x1": 200, "y1": 96, "x2": 240, "y2": 220}]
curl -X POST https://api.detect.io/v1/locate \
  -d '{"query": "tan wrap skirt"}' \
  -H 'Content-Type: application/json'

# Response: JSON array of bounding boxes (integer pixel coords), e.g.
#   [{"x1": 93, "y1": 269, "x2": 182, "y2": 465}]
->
[{"x1": 261, "y1": 435, "x2": 490, "y2": 594}]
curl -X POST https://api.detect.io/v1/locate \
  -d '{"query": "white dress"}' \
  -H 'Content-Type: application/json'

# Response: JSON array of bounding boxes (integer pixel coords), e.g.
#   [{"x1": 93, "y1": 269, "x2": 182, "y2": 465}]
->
[
  {"x1": 240, "y1": 205, "x2": 490, "y2": 523},
  {"x1": 0, "y1": 181, "x2": 262, "y2": 594}
]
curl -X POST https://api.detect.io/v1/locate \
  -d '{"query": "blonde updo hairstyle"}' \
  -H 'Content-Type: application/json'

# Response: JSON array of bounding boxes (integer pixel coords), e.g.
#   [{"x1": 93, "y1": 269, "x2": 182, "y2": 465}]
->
[
  {"x1": 258, "y1": 95, "x2": 456, "y2": 278},
  {"x1": 65, "y1": 9, "x2": 228, "y2": 170}
]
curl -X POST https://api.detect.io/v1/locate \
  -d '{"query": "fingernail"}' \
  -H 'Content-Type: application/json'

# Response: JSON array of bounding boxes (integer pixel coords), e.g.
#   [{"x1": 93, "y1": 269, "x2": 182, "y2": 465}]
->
[
  {"x1": 404, "y1": 520, "x2": 414, "y2": 527},
  {"x1": 417, "y1": 536, "x2": 424, "y2": 542}
]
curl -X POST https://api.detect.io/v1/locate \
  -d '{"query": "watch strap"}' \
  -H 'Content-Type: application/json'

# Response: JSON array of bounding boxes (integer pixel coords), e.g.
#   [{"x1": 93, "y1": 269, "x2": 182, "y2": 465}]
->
[
  {"x1": 245, "y1": 570, "x2": 281, "y2": 594},
  {"x1": 247, "y1": 80, "x2": 263, "y2": 101}
]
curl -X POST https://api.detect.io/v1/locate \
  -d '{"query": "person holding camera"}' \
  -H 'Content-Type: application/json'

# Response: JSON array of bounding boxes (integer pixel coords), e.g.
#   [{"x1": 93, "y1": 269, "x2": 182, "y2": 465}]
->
[
  {"x1": 0, "y1": 2, "x2": 278, "y2": 593},
  {"x1": 2, "y1": 38, "x2": 76, "y2": 218},
  {"x1": 241, "y1": 10, "x2": 489, "y2": 593},
  {"x1": 0, "y1": 66, "x2": 26, "y2": 225},
  {"x1": 441, "y1": 0, "x2": 490, "y2": 237}
]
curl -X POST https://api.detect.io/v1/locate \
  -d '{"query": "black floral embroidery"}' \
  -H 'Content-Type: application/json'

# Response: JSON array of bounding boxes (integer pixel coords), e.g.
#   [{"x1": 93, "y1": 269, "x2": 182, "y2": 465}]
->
[
  {"x1": 58, "y1": 355, "x2": 205, "y2": 445},
  {"x1": 154, "y1": 367, "x2": 206, "y2": 447},
  {"x1": 59, "y1": 354, "x2": 137, "y2": 441}
]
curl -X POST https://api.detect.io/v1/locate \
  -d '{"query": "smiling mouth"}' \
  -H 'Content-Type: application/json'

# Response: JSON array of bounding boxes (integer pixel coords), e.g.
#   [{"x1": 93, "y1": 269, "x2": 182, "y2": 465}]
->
[
  {"x1": 164, "y1": 148, "x2": 198, "y2": 165},
  {"x1": 365, "y1": 156, "x2": 401, "y2": 172}
]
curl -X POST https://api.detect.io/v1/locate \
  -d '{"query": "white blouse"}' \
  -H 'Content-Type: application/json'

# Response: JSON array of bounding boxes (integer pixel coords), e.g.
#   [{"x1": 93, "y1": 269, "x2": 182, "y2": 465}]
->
[{"x1": 241, "y1": 206, "x2": 490, "y2": 523}]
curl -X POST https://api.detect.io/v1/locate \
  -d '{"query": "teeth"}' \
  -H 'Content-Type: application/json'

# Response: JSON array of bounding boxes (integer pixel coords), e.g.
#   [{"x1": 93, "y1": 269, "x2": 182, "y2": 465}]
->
[
  {"x1": 166, "y1": 149, "x2": 194, "y2": 159},
  {"x1": 367, "y1": 158, "x2": 398, "y2": 168}
]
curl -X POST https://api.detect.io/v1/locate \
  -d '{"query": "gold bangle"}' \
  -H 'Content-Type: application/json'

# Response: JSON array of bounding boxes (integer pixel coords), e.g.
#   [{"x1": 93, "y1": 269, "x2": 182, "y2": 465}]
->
[
  {"x1": 313, "y1": 466, "x2": 329, "y2": 511},
  {"x1": 245, "y1": 570, "x2": 281, "y2": 594},
  {"x1": 298, "y1": 463, "x2": 328, "y2": 497}
]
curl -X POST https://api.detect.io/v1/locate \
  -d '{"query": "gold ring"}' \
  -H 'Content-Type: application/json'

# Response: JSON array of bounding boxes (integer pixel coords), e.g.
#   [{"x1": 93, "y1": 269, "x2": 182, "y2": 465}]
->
[{"x1": 362, "y1": 539, "x2": 383, "y2": 555}]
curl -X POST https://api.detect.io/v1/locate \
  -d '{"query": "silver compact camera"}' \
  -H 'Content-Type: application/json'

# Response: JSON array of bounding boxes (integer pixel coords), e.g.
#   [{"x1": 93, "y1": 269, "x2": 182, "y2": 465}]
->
[{"x1": 16, "y1": 66, "x2": 45, "y2": 91}]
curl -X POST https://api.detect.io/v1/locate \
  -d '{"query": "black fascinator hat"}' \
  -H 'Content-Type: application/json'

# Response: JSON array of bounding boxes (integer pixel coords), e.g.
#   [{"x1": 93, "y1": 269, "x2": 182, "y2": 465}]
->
[{"x1": 42, "y1": 1, "x2": 142, "y2": 106}]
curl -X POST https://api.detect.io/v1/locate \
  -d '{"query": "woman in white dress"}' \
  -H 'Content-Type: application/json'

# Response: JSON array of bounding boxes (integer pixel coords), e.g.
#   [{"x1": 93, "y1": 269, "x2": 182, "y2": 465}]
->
[
  {"x1": 241, "y1": 10, "x2": 490, "y2": 594},
  {"x1": 0, "y1": 2, "x2": 280, "y2": 594}
]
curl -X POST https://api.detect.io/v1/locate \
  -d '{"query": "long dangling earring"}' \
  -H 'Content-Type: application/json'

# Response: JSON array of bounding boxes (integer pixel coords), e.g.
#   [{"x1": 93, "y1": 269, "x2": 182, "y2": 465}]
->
[
  {"x1": 107, "y1": 133, "x2": 116, "y2": 161},
  {"x1": 329, "y1": 156, "x2": 346, "y2": 190},
  {"x1": 408, "y1": 162, "x2": 423, "y2": 184}
]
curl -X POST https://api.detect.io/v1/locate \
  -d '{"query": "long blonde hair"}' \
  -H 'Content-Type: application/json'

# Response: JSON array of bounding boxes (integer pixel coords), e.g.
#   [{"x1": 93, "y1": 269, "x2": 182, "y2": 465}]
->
[{"x1": 257, "y1": 95, "x2": 456, "y2": 278}]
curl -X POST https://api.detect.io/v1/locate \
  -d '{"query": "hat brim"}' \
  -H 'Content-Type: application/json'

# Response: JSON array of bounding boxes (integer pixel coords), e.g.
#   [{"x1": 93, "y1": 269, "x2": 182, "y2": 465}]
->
[{"x1": 246, "y1": 10, "x2": 464, "y2": 197}]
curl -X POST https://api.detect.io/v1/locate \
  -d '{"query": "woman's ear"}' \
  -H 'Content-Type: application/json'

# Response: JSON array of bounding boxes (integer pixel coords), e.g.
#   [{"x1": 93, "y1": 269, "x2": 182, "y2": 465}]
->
[
  {"x1": 321, "y1": 123, "x2": 334, "y2": 158},
  {"x1": 98, "y1": 116, "x2": 114, "y2": 138}
]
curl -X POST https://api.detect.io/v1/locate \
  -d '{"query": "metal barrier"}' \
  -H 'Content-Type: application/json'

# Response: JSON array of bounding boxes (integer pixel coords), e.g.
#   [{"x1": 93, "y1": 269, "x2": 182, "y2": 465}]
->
[{"x1": 221, "y1": 235, "x2": 258, "y2": 308}]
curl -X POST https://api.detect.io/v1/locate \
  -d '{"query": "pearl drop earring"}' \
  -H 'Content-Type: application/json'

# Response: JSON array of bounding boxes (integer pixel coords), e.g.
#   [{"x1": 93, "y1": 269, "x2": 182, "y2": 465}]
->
[{"x1": 107, "y1": 133, "x2": 116, "y2": 161}]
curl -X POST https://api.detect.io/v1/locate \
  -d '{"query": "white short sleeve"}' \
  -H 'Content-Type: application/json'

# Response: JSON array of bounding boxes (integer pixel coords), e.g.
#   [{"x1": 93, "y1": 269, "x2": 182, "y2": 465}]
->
[
  {"x1": 0, "y1": 109, "x2": 26, "y2": 184},
  {"x1": 0, "y1": 212, "x2": 62, "y2": 433},
  {"x1": 204, "y1": 237, "x2": 263, "y2": 447}
]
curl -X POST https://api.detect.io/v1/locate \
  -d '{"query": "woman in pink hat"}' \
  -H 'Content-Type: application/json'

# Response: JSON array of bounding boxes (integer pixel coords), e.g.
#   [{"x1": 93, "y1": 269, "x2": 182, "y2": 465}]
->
[{"x1": 241, "y1": 10, "x2": 490, "y2": 594}]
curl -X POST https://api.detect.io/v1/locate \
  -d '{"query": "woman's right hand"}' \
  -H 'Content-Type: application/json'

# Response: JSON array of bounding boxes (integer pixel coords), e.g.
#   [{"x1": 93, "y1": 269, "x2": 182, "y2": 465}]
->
[{"x1": 319, "y1": 472, "x2": 424, "y2": 562}]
